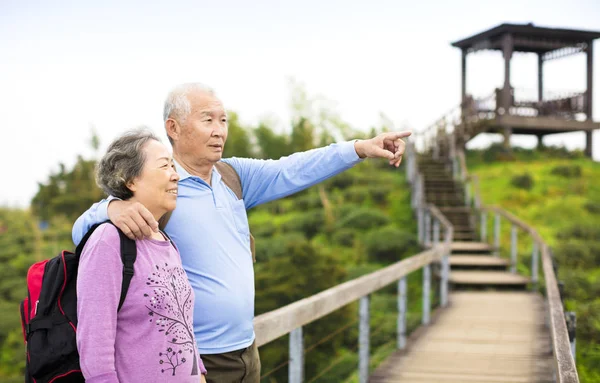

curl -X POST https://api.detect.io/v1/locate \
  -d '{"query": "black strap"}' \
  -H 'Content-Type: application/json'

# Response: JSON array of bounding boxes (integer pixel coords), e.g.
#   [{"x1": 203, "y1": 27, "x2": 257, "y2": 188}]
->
[
  {"x1": 76, "y1": 221, "x2": 137, "y2": 312},
  {"x1": 117, "y1": 229, "x2": 136, "y2": 311}
]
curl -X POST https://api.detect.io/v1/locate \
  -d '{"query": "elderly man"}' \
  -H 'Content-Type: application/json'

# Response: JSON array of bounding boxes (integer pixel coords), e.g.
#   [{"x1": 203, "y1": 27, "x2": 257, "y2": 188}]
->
[{"x1": 72, "y1": 83, "x2": 411, "y2": 383}]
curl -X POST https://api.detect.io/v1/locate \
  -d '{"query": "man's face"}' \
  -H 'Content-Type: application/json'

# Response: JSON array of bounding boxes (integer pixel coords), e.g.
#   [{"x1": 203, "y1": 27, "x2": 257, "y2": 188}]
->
[{"x1": 177, "y1": 90, "x2": 228, "y2": 164}]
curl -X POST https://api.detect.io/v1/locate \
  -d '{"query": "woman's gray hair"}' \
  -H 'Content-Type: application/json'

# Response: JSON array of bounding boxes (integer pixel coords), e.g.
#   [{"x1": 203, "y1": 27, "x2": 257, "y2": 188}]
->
[
  {"x1": 96, "y1": 128, "x2": 161, "y2": 200},
  {"x1": 163, "y1": 82, "x2": 215, "y2": 144}
]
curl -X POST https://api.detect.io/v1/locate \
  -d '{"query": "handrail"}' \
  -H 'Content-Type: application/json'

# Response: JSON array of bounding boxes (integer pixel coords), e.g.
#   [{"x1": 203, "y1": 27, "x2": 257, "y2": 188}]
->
[
  {"x1": 481, "y1": 206, "x2": 578, "y2": 383},
  {"x1": 253, "y1": 244, "x2": 449, "y2": 347}
]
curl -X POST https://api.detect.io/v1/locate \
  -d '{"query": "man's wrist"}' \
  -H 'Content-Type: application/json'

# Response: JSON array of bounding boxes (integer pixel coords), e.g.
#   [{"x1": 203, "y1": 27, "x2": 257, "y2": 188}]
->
[{"x1": 354, "y1": 139, "x2": 366, "y2": 158}]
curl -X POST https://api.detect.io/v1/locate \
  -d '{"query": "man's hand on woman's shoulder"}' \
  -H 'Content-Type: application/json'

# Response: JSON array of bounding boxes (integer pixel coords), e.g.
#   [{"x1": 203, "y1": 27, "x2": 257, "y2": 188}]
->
[{"x1": 107, "y1": 200, "x2": 159, "y2": 240}]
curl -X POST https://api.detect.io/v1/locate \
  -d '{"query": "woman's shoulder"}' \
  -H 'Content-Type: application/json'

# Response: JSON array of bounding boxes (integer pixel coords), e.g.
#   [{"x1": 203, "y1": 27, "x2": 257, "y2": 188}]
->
[{"x1": 82, "y1": 222, "x2": 121, "y2": 253}]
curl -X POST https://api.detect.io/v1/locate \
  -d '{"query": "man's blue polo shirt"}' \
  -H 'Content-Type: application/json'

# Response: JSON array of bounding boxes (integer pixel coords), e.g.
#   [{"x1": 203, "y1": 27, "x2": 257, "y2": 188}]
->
[{"x1": 72, "y1": 141, "x2": 362, "y2": 354}]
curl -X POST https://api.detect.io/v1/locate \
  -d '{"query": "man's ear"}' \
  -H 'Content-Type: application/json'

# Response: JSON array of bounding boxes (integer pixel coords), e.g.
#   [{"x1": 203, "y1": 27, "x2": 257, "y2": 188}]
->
[{"x1": 165, "y1": 119, "x2": 180, "y2": 143}]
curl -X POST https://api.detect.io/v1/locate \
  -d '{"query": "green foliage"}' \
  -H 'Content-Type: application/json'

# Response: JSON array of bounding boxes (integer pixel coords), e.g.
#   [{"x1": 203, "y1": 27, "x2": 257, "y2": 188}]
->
[
  {"x1": 280, "y1": 209, "x2": 325, "y2": 238},
  {"x1": 336, "y1": 207, "x2": 390, "y2": 231},
  {"x1": 31, "y1": 156, "x2": 105, "y2": 222},
  {"x1": 364, "y1": 225, "x2": 418, "y2": 263},
  {"x1": 332, "y1": 228, "x2": 356, "y2": 247},
  {"x1": 222, "y1": 111, "x2": 255, "y2": 158},
  {"x1": 551, "y1": 164, "x2": 582, "y2": 178},
  {"x1": 584, "y1": 201, "x2": 600, "y2": 215},
  {"x1": 510, "y1": 173, "x2": 534, "y2": 190}
]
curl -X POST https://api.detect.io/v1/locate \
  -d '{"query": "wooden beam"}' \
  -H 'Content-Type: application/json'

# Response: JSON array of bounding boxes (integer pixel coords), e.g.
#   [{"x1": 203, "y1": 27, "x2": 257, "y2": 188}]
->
[
  {"x1": 496, "y1": 115, "x2": 600, "y2": 131},
  {"x1": 254, "y1": 246, "x2": 449, "y2": 347}
]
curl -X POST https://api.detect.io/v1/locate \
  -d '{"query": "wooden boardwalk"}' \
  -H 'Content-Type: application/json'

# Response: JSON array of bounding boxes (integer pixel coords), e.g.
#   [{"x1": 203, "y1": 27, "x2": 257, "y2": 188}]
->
[{"x1": 371, "y1": 292, "x2": 554, "y2": 383}]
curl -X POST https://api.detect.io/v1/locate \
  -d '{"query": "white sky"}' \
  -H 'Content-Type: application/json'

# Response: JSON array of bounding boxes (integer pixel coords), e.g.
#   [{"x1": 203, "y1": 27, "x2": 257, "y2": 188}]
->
[{"x1": 1, "y1": 0, "x2": 599, "y2": 207}]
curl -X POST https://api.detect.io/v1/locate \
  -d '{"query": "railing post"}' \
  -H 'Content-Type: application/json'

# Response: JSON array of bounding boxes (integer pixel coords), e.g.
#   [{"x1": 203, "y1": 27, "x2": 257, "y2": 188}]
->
[
  {"x1": 441, "y1": 251, "x2": 449, "y2": 308},
  {"x1": 397, "y1": 277, "x2": 407, "y2": 350},
  {"x1": 531, "y1": 241, "x2": 539, "y2": 291},
  {"x1": 480, "y1": 211, "x2": 487, "y2": 242},
  {"x1": 422, "y1": 264, "x2": 431, "y2": 325},
  {"x1": 417, "y1": 206, "x2": 424, "y2": 245},
  {"x1": 424, "y1": 210, "x2": 431, "y2": 247},
  {"x1": 359, "y1": 296, "x2": 370, "y2": 383},
  {"x1": 433, "y1": 219, "x2": 440, "y2": 246},
  {"x1": 464, "y1": 182, "x2": 471, "y2": 207},
  {"x1": 566, "y1": 311, "x2": 577, "y2": 362},
  {"x1": 289, "y1": 327, "x2": 304, "y2": 383},
  {"x1": 494, "y1": 213, "x2": 501, "y2": 257},
  {"x1": 510, "y1": 225, "x2": 517, "y2": 274}
]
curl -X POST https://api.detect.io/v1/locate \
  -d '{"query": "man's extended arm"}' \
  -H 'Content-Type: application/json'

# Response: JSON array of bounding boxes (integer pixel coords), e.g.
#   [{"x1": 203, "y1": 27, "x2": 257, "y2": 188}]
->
[{"x1": 226, "y1": 131, "x2": 410, "y2": 209}]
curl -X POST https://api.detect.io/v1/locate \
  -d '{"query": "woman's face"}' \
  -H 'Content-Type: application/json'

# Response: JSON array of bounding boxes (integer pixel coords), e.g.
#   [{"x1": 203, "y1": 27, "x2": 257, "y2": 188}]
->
[{"x1": 128, "y1": 139, "x2": 179, "y2": 219}]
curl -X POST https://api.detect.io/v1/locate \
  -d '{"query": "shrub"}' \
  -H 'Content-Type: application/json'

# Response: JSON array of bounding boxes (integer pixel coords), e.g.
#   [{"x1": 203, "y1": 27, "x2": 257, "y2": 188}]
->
[
  {"x1": 332, "y1": 228, "x2": 356, "y2": 247},
  {"x1": 294, "y1": 193, "x2": 322, "y2": 210},
  {"x1": 336, "y1": 208, "x2": 390, "y2": 231},
  {"x1": 557, "y1": 223, "x2": 600, "y2": 241},
  {"x1": 551, "y1": 165, "x2": 582, "y2": 178},
  {"x1": 584, "y1": 201, "x2": 600, "y2": 214},
  {"x1": 511, "y1": 173, "x2": 534, "y2": 190},
  {"x1": 364, "y1": 225, "x2": 417, "y2": 263},
  {"x1": 254, "y1": 232, "x2": 306, "y2": 261},
  {"x1": 280, "y1": 210, "x2": 325, "y2": 238}
]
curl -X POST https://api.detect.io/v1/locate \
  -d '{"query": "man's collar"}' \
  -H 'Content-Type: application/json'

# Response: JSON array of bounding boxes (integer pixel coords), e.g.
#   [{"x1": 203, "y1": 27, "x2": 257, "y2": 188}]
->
[{"x1": 173, "y1": 159, "x2": 193, "y2": 181}]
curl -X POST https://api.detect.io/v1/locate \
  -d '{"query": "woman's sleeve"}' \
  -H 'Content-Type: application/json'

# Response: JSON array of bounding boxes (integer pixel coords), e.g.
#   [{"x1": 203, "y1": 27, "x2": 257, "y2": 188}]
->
[{"x1": 76, "y1": 225, "x2": 123, "y2": 383}]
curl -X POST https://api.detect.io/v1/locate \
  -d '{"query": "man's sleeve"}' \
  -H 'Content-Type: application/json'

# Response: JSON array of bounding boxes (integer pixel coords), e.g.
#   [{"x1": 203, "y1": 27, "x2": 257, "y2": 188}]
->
[
  {"x1": 72, "y1": 199, "x2": 112, "y2": 246},
  {"x1": 76, "y1": 224, "x2": 122, "y2": 383},
  {"x1": 224, "y1": 141, "x2": 363, "y2": 209}
]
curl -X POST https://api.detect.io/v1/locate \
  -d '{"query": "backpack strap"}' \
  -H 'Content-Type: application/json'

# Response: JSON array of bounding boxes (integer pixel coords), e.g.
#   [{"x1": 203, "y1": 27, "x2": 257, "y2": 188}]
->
[
  {"x1": 214, "y1": 161, "x2": 243, "y2": 199},
  {"x1": 76, "y1": 221, "x2": 137, "y2": 312},
  {"x1": 117, "y1": 229, "x2": 136, "y2": 311},
  {"x1": 159, "y1": 161, "x2": 256, "y2": 262},
  {"x1": 215, "y1": 161, "x2": 256, "y2": 263}
]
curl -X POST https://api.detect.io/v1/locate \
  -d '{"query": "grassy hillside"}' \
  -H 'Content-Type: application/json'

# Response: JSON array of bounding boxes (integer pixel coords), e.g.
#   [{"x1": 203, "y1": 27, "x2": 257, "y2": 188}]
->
[{"x1": 467, "y1": 146, "x2": 600, "y2": 383}]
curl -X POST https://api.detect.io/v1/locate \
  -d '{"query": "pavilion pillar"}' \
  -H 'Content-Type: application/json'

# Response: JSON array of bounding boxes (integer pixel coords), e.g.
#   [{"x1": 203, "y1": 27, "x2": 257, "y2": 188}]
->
[
  {"x1": 502, "y1": 33, "x2": 514, "y2": 151},
  {"x1": 585, "y1": 41, "x2": 594, "y2": 158},
  {"x1": 538, "y1": 53, "x2": 544, "y2": 102}
]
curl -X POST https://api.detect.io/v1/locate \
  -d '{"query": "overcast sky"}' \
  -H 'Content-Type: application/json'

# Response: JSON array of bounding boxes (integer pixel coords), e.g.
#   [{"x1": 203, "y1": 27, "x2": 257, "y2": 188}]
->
[{"x1": 1, "y1": 0, "x2": 599, "y2": 207}]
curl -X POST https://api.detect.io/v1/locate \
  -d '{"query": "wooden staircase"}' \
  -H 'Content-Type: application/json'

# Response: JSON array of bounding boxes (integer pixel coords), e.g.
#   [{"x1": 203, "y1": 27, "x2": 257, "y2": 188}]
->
[{"x1": 419, "y1": 154, "x2": 530, "y2": 290}]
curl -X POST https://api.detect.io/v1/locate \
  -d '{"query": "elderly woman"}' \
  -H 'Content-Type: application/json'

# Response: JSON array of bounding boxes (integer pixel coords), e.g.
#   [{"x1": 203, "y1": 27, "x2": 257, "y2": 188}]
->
[{"x1": 76, "y1": 129, "x2": 207, "y2": 383}]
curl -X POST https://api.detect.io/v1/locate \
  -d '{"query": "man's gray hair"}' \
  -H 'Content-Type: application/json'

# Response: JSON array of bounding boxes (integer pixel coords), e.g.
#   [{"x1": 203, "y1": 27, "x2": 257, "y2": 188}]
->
[
  {"x1": 96, "y1": 128, "x2": 160, "y2": 200},
  {"x1": 163, "y1": 82, "x2": 215, "y2": 144}
]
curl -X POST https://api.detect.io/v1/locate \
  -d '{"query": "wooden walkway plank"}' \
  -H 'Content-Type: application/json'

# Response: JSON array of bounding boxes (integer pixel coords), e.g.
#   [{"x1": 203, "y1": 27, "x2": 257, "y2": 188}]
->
[{"x1": 370, "y1": 292, "x2": 553, "y2": 383}]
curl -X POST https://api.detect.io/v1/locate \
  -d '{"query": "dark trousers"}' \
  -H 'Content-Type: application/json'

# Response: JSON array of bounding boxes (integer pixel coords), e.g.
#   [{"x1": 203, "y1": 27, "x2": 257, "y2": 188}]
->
[{"x1": 202, "y1": 341, "x2": 261, "y2": 383}]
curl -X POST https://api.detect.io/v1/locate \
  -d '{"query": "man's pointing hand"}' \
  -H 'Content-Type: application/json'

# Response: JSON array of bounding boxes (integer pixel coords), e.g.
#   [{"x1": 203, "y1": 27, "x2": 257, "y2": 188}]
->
[{"x1": 354, "y1": 131, "x2": 412, "y2": 167}]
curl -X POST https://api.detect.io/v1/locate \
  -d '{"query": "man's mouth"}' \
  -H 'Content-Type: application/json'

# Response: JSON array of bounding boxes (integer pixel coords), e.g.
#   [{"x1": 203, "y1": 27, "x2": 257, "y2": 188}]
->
[{"x1": 166, "y1": 188, "x2": 178, "y2": 195}]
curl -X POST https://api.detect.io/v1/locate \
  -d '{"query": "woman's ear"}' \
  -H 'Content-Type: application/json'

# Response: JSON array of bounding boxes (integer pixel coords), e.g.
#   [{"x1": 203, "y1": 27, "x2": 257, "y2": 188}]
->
[{"x1": 126, "y1": 178, "x2": 138, "y2": 193}]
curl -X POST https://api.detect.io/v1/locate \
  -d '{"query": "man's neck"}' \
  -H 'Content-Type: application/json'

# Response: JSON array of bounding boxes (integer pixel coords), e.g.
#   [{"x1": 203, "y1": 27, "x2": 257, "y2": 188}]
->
[{"x1": 174, "y1": 154, "x2": 214, "y2": 185}]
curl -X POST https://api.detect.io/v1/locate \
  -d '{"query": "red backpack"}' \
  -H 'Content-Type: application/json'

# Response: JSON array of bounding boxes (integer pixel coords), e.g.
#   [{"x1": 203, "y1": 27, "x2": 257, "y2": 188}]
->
[{"x1": 20, "y1": 222, "x2": 137, "y2": 383}]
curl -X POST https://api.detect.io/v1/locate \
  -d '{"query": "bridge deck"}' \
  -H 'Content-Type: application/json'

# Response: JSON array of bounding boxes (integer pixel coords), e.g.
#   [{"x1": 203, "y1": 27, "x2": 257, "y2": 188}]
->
[{"x1": 371, "y1": 292, "x2": 554, "y2": 383}]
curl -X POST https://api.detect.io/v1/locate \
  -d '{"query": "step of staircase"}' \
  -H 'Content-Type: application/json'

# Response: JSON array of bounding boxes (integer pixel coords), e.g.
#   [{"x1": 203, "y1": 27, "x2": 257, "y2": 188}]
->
[
  {"x1": 450, "y1": 255, "x2": 509, "y2": 270},
  {"x1": 449, "y1": 271, "x2": 529, "y2": 288},
  {"x1": 451, "y1": 242, "x2": 495, "y2": 253}
]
